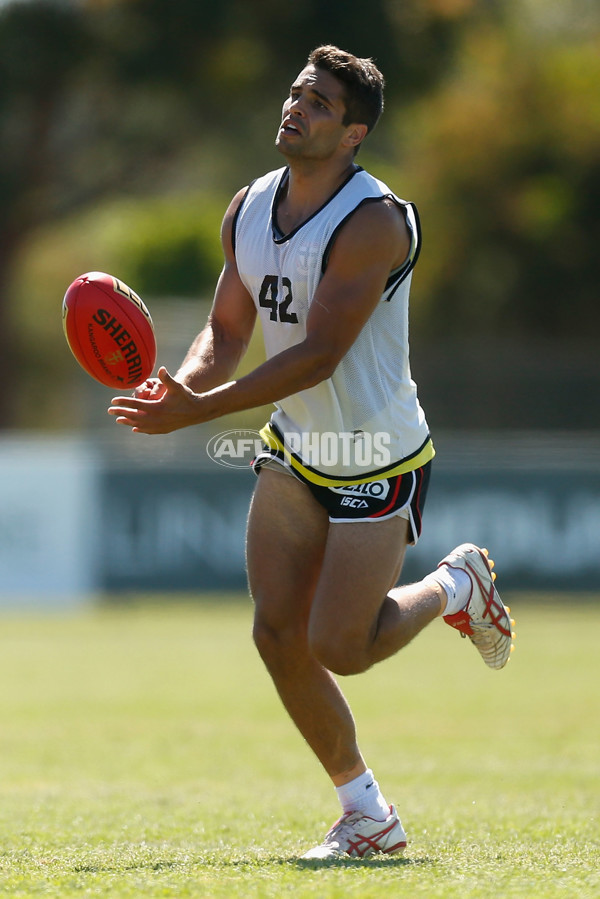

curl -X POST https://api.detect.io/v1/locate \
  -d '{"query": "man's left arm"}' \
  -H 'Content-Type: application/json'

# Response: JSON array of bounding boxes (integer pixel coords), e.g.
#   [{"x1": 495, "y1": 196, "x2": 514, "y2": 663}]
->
[{"x1": 111, "y1": 200, "x2": 409, "y2": 433}]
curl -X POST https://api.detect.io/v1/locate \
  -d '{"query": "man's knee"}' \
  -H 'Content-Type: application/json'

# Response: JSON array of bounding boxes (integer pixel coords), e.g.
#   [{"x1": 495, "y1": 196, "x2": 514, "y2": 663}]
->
[
  {"x1": 252, "y1": 612, "x2": 307, "y2": 669},
  {"x1": 308, "y1": 626, "x2": 370, "y2": 676}
]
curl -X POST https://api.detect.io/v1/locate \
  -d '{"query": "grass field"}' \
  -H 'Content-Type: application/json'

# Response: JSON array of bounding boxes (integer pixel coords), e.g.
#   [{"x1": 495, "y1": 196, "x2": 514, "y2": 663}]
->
[{"x1": 0, "y1": 596, "x2": 598, "y2": 898}]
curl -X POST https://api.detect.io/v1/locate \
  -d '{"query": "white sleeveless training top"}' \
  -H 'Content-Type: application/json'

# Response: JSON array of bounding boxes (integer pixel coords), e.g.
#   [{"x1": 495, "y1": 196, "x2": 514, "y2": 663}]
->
[{"x1": 233, "y1": 165, "x2": 434, "y2": 486}]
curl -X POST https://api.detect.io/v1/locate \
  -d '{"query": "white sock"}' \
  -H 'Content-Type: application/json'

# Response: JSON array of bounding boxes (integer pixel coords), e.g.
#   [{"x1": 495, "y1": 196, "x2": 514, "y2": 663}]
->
[
  {"x1": 424, "y1": 565, "x2": 472, "y2": 616},
  {"x1": 335, "y1": 769, "x2": 390, "y2": 820}
]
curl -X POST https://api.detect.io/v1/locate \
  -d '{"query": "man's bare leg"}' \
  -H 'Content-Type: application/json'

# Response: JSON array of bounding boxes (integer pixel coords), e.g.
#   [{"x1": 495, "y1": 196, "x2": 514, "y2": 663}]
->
[
  {"x1": 247, "y1": 468, "x2": 366, "y2": 781},
  {"x1": 247, "y1": 468, "x2": 444, "y2": 780},
  {"x1": 308, "y1": 517, "x2": 444, "y2": 676}
]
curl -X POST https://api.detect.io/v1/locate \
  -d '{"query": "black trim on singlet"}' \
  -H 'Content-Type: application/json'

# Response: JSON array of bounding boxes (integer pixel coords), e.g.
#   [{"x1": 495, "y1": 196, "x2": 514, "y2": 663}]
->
[
  {"x1": 231, "y1": 183, "x2": 252, "y2": 256},
  {"x1": 383, "y1": 201, "x2": 422, "y2": 301},
  {"x1": 321, "y1": 196, "x2": 422, "y2": 299},
  {"x1": 271, "y1": 165, "x2": 363, "y2": 244}
]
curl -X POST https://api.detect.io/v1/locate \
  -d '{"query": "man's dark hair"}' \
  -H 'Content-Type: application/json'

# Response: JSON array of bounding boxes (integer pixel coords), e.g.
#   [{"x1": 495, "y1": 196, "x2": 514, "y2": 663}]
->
[{"x1": 308, "y1": 45, "x2": 385, "y2": 137}]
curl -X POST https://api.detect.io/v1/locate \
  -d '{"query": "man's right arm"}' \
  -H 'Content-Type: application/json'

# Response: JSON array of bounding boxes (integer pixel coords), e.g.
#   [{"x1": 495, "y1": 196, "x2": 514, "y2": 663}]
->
[{"x1": 174, "y1": 188, "x2": 257, "y2": 393}]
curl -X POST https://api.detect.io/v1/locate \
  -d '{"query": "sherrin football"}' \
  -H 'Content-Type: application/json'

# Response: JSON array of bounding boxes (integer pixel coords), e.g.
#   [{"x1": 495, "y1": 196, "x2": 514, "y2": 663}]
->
[{"x1": 62, "y1": 272, "x2": 157, "y2": 388}]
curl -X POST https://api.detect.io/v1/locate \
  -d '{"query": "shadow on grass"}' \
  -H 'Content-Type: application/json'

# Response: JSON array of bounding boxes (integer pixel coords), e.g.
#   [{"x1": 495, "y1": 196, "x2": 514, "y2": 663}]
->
[
  {"x1": 292, "y1": 855, "x2": 432, "y2": 870},
  {"x1": 72, "y1": 853, "x2": 434, "y2": 873},
  {"x1": 73, "y1": 860, "x2": 179, "y2": 874}
]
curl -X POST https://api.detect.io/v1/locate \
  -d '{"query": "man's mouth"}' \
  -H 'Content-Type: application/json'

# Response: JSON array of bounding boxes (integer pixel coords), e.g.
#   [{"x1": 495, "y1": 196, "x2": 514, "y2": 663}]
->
[{"x1": 280, "y1": 118, "x2": 303, "y2": 136}]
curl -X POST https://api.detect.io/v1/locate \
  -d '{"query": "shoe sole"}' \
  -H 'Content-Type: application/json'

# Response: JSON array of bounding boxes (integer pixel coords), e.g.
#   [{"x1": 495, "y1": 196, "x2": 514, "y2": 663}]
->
[
  {"x1": 301, "y1": 841, "x2": 406, "y2": 860},
  {"x1": 441, "y1": 543, "x2": 515, "y2": 669}
]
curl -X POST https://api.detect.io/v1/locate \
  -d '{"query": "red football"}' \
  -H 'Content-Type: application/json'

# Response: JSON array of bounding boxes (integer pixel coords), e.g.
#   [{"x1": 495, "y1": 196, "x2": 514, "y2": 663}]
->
[{"x1": 62, "y1": 272, "x2": 157, "y2": 388}]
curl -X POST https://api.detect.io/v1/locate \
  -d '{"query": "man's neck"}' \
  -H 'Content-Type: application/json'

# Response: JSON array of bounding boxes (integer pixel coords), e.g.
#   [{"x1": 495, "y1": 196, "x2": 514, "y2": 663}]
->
[{"x1": 278, "y1": 158, "x2": 357, "y2": 231}]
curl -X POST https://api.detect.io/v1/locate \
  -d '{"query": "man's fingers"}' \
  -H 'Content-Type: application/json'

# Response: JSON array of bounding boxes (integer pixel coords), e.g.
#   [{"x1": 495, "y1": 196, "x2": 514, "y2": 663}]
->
[
  {"x1": 107, "y1": 368, "x2": 189, "y2": 434},
  {"x1": 109, "y1": 396, "x2": 148, "y2": 412},
  {"x1": 157, "y1": 366, "x2": 179, "y2": 388},
  {"x1": 114, "y1": 415, "x2": 137, "y2": 427}
]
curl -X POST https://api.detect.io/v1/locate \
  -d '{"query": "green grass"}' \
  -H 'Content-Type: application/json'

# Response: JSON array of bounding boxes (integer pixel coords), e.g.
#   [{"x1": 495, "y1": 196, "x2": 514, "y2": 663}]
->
[{"x1": 0, "y1": 597, "x2": 598, "y2": 897}]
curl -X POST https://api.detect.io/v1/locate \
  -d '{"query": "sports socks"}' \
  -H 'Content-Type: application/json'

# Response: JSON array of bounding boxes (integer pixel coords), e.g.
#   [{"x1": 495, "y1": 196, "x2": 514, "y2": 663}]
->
[
  {"x1": 335, "y1": 768, "x2": 390, "y2": 821},
  {"x1": 424, "y1": 564, "x2": 472, "y2": 617}
]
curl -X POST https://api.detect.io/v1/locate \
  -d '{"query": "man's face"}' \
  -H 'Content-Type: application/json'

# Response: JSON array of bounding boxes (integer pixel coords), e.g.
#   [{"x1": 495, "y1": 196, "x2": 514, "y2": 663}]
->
[{"x1": 275, "y1": 65, "x2": 352, "y2": 161}]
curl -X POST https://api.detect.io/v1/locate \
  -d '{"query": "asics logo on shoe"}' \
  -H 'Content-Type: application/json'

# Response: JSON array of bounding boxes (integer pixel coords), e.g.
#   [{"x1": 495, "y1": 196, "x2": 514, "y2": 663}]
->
[
  {"x1": 345, "y1": 818, "x2": 406, "y2": 858},
  {"x1": 301, "y1": 805, "x2": 407, "y2": 860}
]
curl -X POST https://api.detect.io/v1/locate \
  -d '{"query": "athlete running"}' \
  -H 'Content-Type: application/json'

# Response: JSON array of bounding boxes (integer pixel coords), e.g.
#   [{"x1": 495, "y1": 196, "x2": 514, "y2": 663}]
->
[{"x1": 109, "y1": 45, "x2": 515, "y2": 859}]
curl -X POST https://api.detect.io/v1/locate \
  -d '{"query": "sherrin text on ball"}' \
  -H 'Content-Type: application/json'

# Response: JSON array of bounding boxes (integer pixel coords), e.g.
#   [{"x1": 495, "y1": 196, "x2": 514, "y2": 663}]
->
[{"x1": 62, "y1": 271, "x2": 157, "y2": 388}]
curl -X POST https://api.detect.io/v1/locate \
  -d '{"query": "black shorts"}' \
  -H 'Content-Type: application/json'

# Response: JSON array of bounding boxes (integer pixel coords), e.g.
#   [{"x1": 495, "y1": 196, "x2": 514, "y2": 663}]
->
[{"x1": 256, "y1": 459, "x2": 432, "y2": 545}]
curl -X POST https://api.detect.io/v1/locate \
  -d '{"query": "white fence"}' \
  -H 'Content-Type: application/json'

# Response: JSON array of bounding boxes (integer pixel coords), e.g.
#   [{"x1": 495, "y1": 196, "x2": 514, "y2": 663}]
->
[{"x1": 0, "y1": 437, "x2": 99, "y2": 605}]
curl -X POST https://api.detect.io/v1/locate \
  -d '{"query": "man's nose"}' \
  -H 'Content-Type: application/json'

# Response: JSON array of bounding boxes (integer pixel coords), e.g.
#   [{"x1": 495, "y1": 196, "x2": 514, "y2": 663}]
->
[{"x1": 289, "y1": 96, "x2": 306, "y2": 116}]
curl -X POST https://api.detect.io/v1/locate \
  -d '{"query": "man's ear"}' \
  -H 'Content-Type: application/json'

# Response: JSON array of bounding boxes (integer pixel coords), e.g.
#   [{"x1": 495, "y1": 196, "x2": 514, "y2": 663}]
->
[{"x1": 343, "y1": 123, "x2": 368, "y2": 150}]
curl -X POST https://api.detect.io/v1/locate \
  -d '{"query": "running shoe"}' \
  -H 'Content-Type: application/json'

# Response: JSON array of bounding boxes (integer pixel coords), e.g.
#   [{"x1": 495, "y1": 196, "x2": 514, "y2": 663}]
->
[
  {"x1": 440, "y1": 543, "x2": 515, "y2": 670},
  {"x1": 301, "y1": 805, "x2": 407, "y2": 859}
]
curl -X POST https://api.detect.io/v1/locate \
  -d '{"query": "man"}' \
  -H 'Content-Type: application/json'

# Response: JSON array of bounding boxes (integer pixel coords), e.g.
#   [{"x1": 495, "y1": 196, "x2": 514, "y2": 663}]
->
[{"x1": 109, "y1": 45, "x2": 515, "y2": 859}]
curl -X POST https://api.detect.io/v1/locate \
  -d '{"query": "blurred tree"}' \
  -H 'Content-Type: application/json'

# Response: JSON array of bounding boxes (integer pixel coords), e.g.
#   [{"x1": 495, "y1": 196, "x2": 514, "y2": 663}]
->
[
  {"x1": 1, "y1": 0, "x2": 469, "y2": 428},
  {"x1": 392, "y1": 0, "x2": 600, "y2": 339},
  {"x1": 11, "y1": 0, "x2": 599, "y2": 428},
  {"x1": 0, "y1": 1, "x2": 89, "y2": 425}
]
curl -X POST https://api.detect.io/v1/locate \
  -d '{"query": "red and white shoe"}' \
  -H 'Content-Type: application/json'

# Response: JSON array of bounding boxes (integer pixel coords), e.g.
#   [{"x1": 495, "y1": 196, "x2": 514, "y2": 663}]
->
[
  {"x1": 440, "y1": 543, "x2": 515, "y2": 670},
  {"x1": 301, "y1": 805, "x2": 407, "y2": 859}
]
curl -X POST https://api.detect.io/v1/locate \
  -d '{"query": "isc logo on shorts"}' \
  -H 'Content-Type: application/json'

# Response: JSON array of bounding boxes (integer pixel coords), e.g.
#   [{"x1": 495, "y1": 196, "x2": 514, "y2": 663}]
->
[
  {"x1": 330, "y1": 480, "x2": 390, "y2": 500},
  {"x1": 340, "y1": 496, "x2": 370, "y2": 509}
]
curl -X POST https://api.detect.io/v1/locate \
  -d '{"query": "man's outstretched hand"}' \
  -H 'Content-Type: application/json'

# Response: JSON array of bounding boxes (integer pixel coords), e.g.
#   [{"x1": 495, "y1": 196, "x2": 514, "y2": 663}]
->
[{"x1": 108, "y1": 367, "x2": 203, "y2": 434}]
